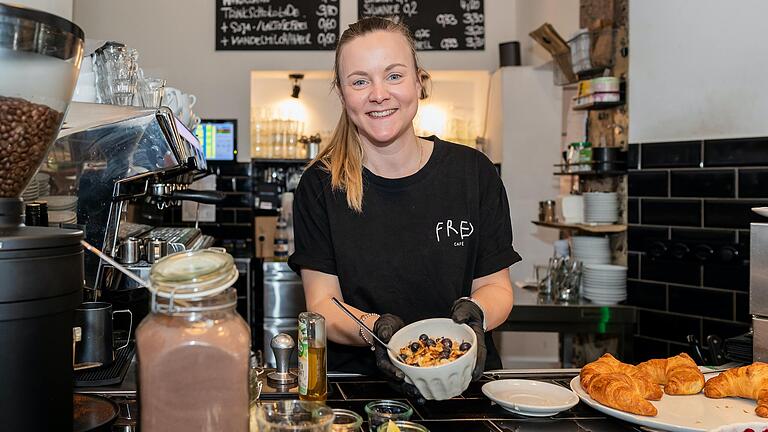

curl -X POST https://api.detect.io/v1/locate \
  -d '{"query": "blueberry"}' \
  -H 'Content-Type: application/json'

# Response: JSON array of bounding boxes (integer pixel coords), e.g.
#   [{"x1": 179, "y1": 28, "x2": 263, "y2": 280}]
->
[
  {"x1": 419, "y1": 334, "x2": 429, "y2": 343},
  {"x1": 400, "y1": 354, "x2": 408, "y2": 361},
  {"x1": 441, "y1": 338, "x2": 453, "y2": 349},
  {"x1": 440, "y1": 350, "x2": 451, "y2": 359},
  {"x1": 427, "y1": 338, "x2": 436, "y2": 347},
  {"x1": 410, "y1": 342, "x2": 421, "y2": 352},
  {"x1": 459, "y1": 342, "x2": 472, "y2": 351}
]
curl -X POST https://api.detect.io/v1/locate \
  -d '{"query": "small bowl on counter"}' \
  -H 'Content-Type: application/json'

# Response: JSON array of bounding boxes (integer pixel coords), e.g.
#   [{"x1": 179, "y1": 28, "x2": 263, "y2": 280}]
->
[{"x1": 387, "y1": 318, "x2": 477, "y2": 400}]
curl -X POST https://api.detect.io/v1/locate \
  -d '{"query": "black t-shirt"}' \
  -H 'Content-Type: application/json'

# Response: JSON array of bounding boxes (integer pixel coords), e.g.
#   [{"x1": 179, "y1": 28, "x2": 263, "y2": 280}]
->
[{"x1": 288, "y1": 136, "x2": 522, "y2": 375}]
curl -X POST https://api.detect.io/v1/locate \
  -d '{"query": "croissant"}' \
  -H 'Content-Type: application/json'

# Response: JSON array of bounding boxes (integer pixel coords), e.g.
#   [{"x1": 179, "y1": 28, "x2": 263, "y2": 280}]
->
[
  {"x1": 637, "y1": 353, "x2": 705, "y2": 395},
  {"x1": 580, "y1": 353, "x2": 663, "y2": 401},
  {"x1": 582, "y1": 372, "x2": 658, "y2": 416},
  {"x1": 704, "y1": 362, "x2": 768, "y2": 417}
]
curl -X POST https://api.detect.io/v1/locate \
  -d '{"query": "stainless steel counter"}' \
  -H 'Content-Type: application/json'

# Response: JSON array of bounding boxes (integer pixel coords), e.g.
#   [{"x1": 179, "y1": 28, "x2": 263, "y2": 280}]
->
[{"x1": 498, "y1": 286, "x2": 637, "y2": 365}]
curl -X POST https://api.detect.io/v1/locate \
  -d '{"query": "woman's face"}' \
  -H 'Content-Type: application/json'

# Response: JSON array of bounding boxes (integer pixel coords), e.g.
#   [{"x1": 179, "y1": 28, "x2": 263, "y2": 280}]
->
[{"x1": 338, "y1": 30, "x2": 422, "y2": 147}]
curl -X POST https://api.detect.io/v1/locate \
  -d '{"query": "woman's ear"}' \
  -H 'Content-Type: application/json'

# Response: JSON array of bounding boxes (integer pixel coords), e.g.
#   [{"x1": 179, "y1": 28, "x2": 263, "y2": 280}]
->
[{"x1": 417, "y1": 69, "x2": 430, "y2": 100}]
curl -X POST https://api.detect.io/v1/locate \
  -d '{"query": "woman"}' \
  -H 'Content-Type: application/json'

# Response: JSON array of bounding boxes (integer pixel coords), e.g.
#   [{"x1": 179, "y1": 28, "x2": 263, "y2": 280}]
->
[{"x1": 288, "y1": 17, "x2": 521, "y2": 398}]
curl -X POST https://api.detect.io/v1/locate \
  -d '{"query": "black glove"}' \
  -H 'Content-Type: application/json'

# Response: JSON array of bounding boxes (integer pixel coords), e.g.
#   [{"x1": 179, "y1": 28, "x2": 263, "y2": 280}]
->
[
  {"x1": 450, "y1": 298, "x2": 487, "y2": 381},
  {"x1": 373, "y1": 314, "x2": 425, "y2": 403}
]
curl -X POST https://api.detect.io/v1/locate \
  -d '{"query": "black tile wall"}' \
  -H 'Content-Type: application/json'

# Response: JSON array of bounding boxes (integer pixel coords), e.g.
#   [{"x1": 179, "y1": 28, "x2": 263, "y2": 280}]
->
[
  {"x1": 641, "y1": 199, "x2": 701, "y2": 227},
  {"x1": 704, "y1": 200, "x2": 768, "y2": 229},
  {"x1": 736, "y1": 293, "x2": 750, "y2": 323},
  {"x1": 627, "y1": 280, "x2": 666, "y2": 310},
  {"x1": 628, "y1": 171, "x2": 668, "y2": 197},
  {"x1": 702, "y1": 262, "x2": 749, "y2": 292},
  {"x1": 628, "y1": 226, "x2": 668, "y2": 253},
  {"x1": 670, "y1": 228, "x2": 736, "y2": 244},
  {"x1": 704, "y1": 137, "x2": 768, "y2": 167},
  {"x1": 642, "y1": 141, "x2": 701, "y2": 168},
  {"x1": 628, "y1": 253, "x2": 639, "y2": 279},
  {"x1": 633, "y1": 336, "x2": 668, "y2": 361},
  {"x1": 629, "y1": 138, "x2": 767, "y2": 358},
  {"x1": 668, "y1": 285, "x2": 733, "y2": 320},
  {"x1": 641, "y1": 255, "x2": 700, "y2": 286},
  {"x1": 638, "y1": 310, "x2": 701, "y2": 344},
  {"x1": 628, "y1": 198, "x2": 639, "y2": 224},
  {"x1": 670, "y1": 170, "x2": 735, "y2": 198},
  {"x1": 702, "y1": 319, "x2": 750, "y2": 340},
  {"x1": 628, "y1": 144, "x2": 639, "y2": 169},
  {"x1": 739, "y1": 168, "x2": 768, "y2": 198}
]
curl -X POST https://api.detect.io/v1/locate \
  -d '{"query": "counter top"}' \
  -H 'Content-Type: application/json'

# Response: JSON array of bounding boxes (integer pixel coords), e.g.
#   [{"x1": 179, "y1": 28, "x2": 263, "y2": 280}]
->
[{"x1": 77, "y1": 365, "x2": 649, "y2": 431}]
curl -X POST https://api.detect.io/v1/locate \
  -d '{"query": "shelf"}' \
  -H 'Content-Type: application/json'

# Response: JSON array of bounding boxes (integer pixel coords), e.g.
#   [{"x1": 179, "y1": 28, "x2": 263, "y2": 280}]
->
[
  {"x1": 553, "y1": 170, "x2": 626, "y2": 177},
  {"x1": 572, "y1": 101, "x2": 624, "y2": 111},
  {"x1": 532, "y1": 220, "x2": 627, "y2": 233}
]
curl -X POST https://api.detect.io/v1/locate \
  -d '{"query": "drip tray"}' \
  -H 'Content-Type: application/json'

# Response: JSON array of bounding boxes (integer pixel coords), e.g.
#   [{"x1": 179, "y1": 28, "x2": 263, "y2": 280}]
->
[{"x1": 74, "y1": 342, "x2": 135, "y2": 387}]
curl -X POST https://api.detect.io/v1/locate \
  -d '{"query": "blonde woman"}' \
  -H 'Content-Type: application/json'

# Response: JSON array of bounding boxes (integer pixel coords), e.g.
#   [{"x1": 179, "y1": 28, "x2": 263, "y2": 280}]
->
[{"x1": 288, "y1": 17, "x2": 520, "y2": 400}]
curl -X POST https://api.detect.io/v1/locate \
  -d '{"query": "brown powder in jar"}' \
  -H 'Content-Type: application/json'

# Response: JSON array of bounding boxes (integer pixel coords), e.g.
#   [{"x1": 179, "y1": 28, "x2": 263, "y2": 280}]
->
[
  {"x1": 0, "y1": 96, "x2": 64, "y2": 197},
  {"x1": 137, "y1": 313, "x2": 250, "y2": 432}
]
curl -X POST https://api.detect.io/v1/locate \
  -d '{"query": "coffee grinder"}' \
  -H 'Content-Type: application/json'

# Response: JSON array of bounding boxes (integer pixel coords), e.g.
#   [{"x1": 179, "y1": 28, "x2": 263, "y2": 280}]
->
[{"x1": 0, "y1": 4, "x2": 85, "y2": 430}]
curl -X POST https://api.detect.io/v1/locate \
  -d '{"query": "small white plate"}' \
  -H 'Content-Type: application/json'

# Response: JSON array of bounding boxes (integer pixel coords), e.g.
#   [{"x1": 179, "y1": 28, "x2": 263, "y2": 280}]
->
[
  {"x1": 482, "y1": 379, "x2": 579, "y2": 417},
  {"x1": 752, "y1": 207, "x2": 768, "y2": 218}
]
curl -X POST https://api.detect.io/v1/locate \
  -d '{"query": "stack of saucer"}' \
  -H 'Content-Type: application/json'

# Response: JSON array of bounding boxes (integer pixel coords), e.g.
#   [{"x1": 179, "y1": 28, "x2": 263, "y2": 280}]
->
[
  {"x1": 35, "y1": 172, "x2": 51, "y2": 197},
  {"x1": 45, "y1": 195, "x2": 78, "y2": 225},
  {"x1": 571, "y1": 236, "x2": 611, "y2": 265},
  {"x1": 584, "y1": 192, "x2": 619, "y2": 224},
  {"x1": 20, "y1": 180, "x2": 39, "y2": 202},
  {"x1": 582, "y1": 264, "x2": 627, "y2": 305}
]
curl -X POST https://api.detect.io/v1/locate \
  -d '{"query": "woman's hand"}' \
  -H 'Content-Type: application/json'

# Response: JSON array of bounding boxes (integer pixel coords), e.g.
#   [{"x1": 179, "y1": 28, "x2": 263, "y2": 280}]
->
[
  {"x1": 373, "y1": 314, "x2": 425, "y2": 403},
  {"x1": 450, "y1": 298, "x2": 487, "y2": 381}
]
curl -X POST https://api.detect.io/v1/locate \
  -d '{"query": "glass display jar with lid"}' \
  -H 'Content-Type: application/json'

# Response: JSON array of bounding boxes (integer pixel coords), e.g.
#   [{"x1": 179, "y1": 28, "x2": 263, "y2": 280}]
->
[{"x1": 136, "y1": 248, "x2": 250, "y2": 432}]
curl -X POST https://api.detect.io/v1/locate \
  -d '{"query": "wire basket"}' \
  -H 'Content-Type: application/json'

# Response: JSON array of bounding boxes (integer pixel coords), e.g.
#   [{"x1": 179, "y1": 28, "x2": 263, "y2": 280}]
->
[{"x1": 553, "y1": 27, "x2": 617, "y2": 86}]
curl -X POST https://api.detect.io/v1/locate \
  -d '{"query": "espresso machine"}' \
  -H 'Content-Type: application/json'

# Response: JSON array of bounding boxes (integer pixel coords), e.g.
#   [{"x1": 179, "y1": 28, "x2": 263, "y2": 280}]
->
[
  {"x1": 0, "y1": 4, "x2": 85, "y2": 430},
  {"x1": 49, "y1": 101, "x2": 221, "y2": 323}
]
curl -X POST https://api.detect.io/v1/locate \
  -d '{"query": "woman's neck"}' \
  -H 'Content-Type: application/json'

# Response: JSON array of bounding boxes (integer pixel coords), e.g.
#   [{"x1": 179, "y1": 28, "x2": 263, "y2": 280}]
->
[{"x1": 361, "y1": 132, "x2": 433, "y2": 179}]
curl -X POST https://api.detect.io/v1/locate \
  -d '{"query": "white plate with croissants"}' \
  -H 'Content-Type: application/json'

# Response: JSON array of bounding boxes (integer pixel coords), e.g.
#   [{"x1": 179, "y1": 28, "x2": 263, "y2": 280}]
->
[{"x1": 571, "y1": 353, "x2": 768, "y2": 431}]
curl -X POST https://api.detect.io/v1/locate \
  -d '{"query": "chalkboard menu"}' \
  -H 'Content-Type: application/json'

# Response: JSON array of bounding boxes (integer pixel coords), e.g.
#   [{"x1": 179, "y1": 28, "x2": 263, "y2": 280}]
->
[
  {"x1": 216, "y1": 0, "x2": 340, "y2": 51},
  {"x1": 358, "y1": 0, "x2": 484, "y2": 51}
]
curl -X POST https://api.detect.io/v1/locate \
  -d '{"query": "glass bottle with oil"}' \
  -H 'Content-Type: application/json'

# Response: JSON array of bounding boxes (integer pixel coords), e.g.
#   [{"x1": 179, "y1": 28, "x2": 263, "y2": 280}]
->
[{"x1": 298, "y1": 311, "x2": 327, "y2": 401}]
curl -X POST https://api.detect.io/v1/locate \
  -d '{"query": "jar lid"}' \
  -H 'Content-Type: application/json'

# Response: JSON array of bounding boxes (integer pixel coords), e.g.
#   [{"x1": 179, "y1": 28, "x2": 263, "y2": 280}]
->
[{"x1": 149, "y1": 248, "x2": 238, "y2": 299}]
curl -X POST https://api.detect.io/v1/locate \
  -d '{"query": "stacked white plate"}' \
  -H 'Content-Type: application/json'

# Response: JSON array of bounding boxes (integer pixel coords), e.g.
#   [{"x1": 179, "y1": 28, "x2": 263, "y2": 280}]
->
[
  {"x1": 48, "y1": 210, "x2": 77, "y2": 224},
  {"x1": 44, "y1": 195, "x2": 78, "y2": 225},
  {"x1": 572, "y1": 236, "x2": 611, "y2": 265},
  {"x1": 20, "y1": 180, "x2": 39, "y2": 202},
  {"x1": 584, "y1": 192, "x2": 618, "y2": 224},
  {"x1": 35, "y1": 172, "x2": 51, "y2": 197},
  {"x1": 45, "y1": 195, "x2": 78, "y2": 211},
  {"x1": 582, "y1": 264, "x2": 627, "y2": 305}
]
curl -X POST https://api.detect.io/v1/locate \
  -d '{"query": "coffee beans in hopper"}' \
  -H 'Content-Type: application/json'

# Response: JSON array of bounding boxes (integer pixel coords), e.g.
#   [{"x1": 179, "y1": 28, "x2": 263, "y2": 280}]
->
[{"x1": 0, "y1": 96, "x2": 64, "y2": 197}]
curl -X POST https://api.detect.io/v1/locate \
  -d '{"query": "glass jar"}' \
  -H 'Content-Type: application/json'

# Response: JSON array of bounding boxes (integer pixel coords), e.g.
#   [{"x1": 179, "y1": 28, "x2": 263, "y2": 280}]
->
[{"x1": 136, "y1": 248, "x2": 250, "y2": 432}]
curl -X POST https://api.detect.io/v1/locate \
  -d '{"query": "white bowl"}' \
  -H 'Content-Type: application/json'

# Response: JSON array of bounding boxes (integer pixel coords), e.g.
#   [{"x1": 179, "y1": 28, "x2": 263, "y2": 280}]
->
[
  {"x1": 387, "y1": 318, "x2": 477, "y2": 400},
  {"x1": 482, "y1": 379, "x2": 579, "y2": 417}
]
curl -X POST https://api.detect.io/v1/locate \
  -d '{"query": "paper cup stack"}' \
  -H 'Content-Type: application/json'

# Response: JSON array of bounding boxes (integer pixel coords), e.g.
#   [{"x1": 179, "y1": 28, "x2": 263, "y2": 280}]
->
[
  {"x1": 45, "y1": 195, "x2": 78, "y2": 225},
  {"x1": 582, "y1": 264, "x2": 627, "y2": 305},
  {"x1": 584, "y1": 192, "x2": 619, "y2": 224},
  {"x1": 21, "y1": 178, "x2": 39, "y2": 202},
  {"x1": 571, "y1": 236, "x2": 611, "y2": 265}
]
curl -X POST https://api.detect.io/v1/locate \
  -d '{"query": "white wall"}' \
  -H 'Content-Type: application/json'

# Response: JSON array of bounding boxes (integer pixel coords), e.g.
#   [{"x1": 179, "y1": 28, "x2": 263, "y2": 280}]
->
[
  {"x1": 629, "y1": 0, "x2": 768, "y2": 143},
  {"x1": 15, "y1": 0, "x2": 72, "y2": 19},
  {"x1": 73, "y1": 0, "x2": 577, "y2": 161}
]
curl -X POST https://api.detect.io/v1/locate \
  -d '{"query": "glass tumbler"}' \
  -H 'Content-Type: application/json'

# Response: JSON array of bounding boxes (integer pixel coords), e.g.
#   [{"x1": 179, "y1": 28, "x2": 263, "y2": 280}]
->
[
  {"x1": 330, "y1": 409, "x2": 362, "y2": 432},
  {"x1": 254, "y1": 400, "x2": 335, "y2": 431},
  {"x1": 364, "y1": 400, "x2": 413, "y2": 430},
  {"x1": 376, "y1": 421, "x2": 430, "y2": 432}
]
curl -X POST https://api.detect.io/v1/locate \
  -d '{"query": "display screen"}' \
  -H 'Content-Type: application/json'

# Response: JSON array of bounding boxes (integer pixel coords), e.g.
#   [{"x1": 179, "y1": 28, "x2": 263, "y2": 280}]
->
[{"x1": 195, "y1": 120, "x2": 237, "y2": 161}]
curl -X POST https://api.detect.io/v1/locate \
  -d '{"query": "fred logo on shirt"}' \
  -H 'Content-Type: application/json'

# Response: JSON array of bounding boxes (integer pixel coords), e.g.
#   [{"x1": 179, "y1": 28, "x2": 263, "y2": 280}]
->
[{"x1": 435, "y1": 220, "x2": 474, "y2": 246}]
